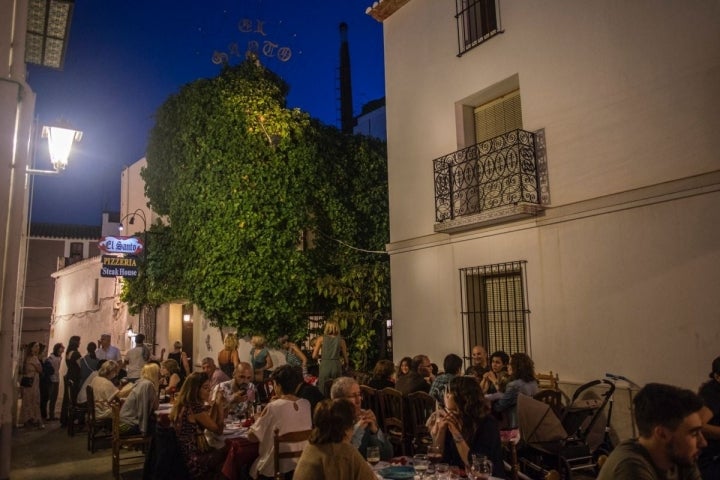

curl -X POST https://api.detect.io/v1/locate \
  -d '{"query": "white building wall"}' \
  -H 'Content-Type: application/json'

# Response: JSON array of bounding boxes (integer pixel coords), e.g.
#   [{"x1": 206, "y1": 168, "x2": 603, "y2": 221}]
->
[
  {"x1": 379, "y1": 0, "x2": 720, "y2": 441},
  {"x1": 50, "y1": 257, "x2": 132, "y2": 355}
]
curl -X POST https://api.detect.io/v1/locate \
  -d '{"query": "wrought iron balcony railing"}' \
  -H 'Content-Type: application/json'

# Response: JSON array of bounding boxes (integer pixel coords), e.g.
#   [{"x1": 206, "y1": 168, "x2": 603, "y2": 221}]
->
[{"x1": 433, "y1": 129, "x2": 545, "y2": 231}]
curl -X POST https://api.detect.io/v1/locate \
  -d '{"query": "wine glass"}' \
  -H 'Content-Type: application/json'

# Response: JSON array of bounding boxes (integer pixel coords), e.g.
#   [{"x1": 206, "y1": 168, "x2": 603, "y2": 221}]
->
[
  {"x1": 426, "y1": 444, "x2": 442, "y2": 476},
  {"x1": 413, "y1": 454, "x2": 429, "y2": 479},
  {"x1": 436, "y1": 463, "x2": 450, "y2": 480},
  {"x1": 469, "y1": 454, "x2": 493, "y2": 480},
  {"x1": 366, "y1": 446, "x2": 381, "y2": 466}
]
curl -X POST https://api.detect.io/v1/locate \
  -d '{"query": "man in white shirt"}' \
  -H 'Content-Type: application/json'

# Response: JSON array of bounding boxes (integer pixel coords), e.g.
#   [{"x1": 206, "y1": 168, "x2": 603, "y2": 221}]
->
[
  {"x1": 125, "y1": 333, "x2": 150, "y2": 382},
  {"x1": 96, "y1": 334, "x2": 121, "y2": 361}
]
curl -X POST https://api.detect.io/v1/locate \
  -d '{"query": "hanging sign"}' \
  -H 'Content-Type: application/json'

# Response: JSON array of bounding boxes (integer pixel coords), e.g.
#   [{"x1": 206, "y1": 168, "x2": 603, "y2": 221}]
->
[{"x1": 98, "y1": 236, "x2": 144, "y2": 255}]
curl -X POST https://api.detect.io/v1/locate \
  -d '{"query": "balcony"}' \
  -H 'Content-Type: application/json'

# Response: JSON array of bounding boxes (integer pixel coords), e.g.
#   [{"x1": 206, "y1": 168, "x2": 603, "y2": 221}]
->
[{"x1": 433, "y1": 129, "x2": 548, "y2": 233}]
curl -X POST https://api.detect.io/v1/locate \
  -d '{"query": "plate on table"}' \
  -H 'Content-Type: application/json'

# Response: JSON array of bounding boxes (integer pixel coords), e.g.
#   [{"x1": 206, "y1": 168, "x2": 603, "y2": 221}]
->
[
  {"x1": 223, "y1": 424, "x2": 247, "y2": 435},
  {"x1": 377, "y1": 465, "x2": 415, "y2": 479}
]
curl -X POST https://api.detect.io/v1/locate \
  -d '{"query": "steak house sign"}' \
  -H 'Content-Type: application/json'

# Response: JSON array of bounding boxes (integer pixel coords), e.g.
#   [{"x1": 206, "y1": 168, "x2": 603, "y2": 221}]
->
[{"x1": 98, "y1": 236, "x2": 143, "y2": 278}]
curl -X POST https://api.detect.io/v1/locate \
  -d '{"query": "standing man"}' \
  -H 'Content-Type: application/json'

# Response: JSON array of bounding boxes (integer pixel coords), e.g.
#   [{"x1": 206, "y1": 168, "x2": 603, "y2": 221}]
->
[
  {"x1": 125, "y1": 333, "x2": 149, "y2": 382},
  {"x1": 698, "y1": 356, "x2": 720, "y2": 479},
  {"x1": 597, "y1": 383, "x2": 707, "y2": 480},
  {"x1": 201, "y1": 357, "x2": 230, "y2": 389},
  {"x1": 464, "y1": 345, "x2": 489, "y2": 377},
  {"x1": 96, "y1": 334, "x2": 121, "y2": 361}
]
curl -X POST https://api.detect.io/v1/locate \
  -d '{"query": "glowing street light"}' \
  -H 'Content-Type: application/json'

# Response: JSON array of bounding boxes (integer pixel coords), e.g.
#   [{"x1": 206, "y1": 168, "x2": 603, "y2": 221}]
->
[{"x1": 27, "y1": 122, "x2": 83, "y2": 175}]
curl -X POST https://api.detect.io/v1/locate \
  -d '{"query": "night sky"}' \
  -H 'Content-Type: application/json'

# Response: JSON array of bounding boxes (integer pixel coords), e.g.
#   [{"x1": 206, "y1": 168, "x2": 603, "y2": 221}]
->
[{"x1": 27, "y1": 0, "x2": 384, "y2": 225}]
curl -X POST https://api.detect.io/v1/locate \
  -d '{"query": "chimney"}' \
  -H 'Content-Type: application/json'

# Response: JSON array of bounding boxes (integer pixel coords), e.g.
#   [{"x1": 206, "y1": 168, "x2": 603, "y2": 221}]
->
[{"x1": 339, "y1": 22, "x2": 354, "y2": 134}]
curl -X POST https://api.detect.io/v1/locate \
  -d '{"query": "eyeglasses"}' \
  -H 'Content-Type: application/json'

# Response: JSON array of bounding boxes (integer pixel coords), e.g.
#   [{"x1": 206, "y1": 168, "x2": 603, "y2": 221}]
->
[{"x1": 345, "y1": 393, "x2": 362, "y2": 399}]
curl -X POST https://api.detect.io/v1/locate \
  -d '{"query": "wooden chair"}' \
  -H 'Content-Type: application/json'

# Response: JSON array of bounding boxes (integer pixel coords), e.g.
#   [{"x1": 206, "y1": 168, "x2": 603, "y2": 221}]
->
[
  {"x1": 65, "y1": 378, "x2": 87, "y2": 437},
  {"x1": 273, "y1": 426, "x2": 311, "y2": 480},
  {"x1": 378, "y1": 387, "x2": 407, "y2": 456},
  {"x1": 86, "y1": 385, "x2": 112, "y2": 453},
  {"x1": 406, "y1": 391, "x2": 435, "y2": 454},
  {"x1": 360, "y1": 385, "x2": 383, "y2": 427},
  {"x1": 535, "y1": 371, "x2": 559, "y2": 391},
  {"x1": 323, "y1": 379, "x2": 335, "y2": 398},
  {"x1": 533, "y1": 389, "x2": 564, "y2": 417},
  {"x1": 111, "y1": 401, "x2": 151, "y2": 479}
]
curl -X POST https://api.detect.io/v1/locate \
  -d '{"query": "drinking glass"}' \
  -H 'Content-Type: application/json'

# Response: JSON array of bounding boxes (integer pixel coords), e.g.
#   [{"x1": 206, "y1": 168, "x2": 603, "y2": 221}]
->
[
  {"x1": 366, "y1": 446, "x2": 381, "y2": 466},
  {"x1": 436, "y1": 463, "x2": 450, "y2": 480},
  {"x1": 426, "y1": 445, "x2": 442, "y2": 475},
  {"x1": 469, "y1": 454, "x2": 493, "y2": 480},
  {"x1": 413, "y1": 454, "x2": 429, "y2": 479}
]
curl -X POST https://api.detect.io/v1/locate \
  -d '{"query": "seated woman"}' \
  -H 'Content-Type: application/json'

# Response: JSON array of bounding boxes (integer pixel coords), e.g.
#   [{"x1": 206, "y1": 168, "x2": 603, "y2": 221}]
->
[
  {"x1": 428, "y1": 376, "x2": 505, "y2": 478},
  {"x1": 89, "y1": 360, "x2": 130, "y2": 419},
  {"x1": 247, "y1": 365, "x2": 312, "y2": 479},
  {"x1": 118, "y1": 363, "x2": 160, "y2": 436},
  {"x1": 170, "y1": 372, "x2": 227, "y2": 479},
  {"x1": 397, "y1": 356, "x2": 412, "y2": 379},
  {"x1": 367, "y1": 359, "x2": 396, "y2": 390},
  {"x1": 294, "y1": 399, "x2": 377, "y2": 480},
  {"x1": 160, "y1": 358, "x2": 182, "y2": 395},
  {"x1": 480, "y1": 350, "x2": 510, "y2": 394},
  {"x1": 486, "y1": 352, "x2": 538, "y2": 428}
]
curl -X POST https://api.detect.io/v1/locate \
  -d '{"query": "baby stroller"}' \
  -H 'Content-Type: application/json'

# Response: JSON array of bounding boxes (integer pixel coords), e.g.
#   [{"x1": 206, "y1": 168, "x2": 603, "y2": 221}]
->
[{"x1": 515, "y1": 379, "x2": 615, "y2": 479}]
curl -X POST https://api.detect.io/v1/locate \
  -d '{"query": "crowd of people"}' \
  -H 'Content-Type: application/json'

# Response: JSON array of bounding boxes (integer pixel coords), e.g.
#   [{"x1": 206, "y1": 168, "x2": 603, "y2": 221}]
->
[{"x1": 16, "y1": 326, "x2": 720, "y2": 480}]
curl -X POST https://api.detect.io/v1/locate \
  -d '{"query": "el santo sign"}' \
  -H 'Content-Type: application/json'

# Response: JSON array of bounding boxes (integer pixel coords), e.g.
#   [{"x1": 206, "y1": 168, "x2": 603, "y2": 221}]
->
[{"x1": 98, "y1": 236, "x2": 144, "y2": 255}]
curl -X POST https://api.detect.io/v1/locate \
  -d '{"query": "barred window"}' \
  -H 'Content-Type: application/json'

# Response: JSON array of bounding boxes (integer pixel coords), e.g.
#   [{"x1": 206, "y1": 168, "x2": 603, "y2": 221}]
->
[
  {"x1": 460, "y1": 261, "x2": 529, "y2": 355},
  {"x1": 456, "y1": 0, "x2": 502, "y2": 56}
]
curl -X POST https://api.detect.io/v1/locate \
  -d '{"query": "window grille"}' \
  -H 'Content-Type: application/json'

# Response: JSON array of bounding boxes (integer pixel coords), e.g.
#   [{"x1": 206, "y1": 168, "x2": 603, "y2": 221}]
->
[
  {"x1": 460, "y1": 261, "x2": 529, "y2": 355},
  {"x1": 456, "y1": 0, "x2": 502, "y2": 56}
]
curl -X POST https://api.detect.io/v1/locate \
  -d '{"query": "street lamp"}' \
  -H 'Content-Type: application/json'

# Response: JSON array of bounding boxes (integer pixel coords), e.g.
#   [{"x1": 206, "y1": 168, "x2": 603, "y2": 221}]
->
[
  {"x1": 118, "y1": 209, "x2": 147, "y2": 233},
  {"x1": 27, "y1": 122, "x2": 83, "y2": 175}
]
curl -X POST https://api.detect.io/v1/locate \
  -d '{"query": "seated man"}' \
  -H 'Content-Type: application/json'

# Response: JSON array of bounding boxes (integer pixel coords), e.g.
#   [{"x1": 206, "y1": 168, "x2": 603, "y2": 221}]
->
[
  {"x1": 597, "y1": 382, "x2": 707, "y2": 480},
  {"x1": 330, "y1": 376, "x2": 393, "y2": 460},
  {"x1": 201, "y1": 357, "x2": 230, "y2": 389},
  {"x1": 213, "y1": 361, "x2": 257, "y2": 419}
]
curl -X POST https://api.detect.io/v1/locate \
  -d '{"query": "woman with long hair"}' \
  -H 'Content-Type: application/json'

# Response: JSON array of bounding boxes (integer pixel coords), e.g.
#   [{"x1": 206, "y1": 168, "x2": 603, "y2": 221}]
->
[
  {"x1": 60, "y1": 335, "x2": 81, "y2": 427},
  {"x1": 429, "y1": 376, "x2": 504, "y2": 477},
  {"x1": 294, "y1": 399, "x2": 377, "y2": 480},
  {"x1": 170, "y1": 372, "x2": 226, "y2": 479},
  {"x1": 218, "y1": 333, "x2": 240, "y2": 379},
  {"x1": 489, "y1": 352, "x2": 538, "y2": 428},
  {"x1": 397, "y1": 356, "x2": 412, "y2": 378},
  {"x1": 160, "y1": 358, "x2": 182, "y2": 394},
  {"x1": 19, "y1": 341, "x2": 44, "y2": 428},
  {"x1": 312, "y1": 320, "x2": 348, "y2": 397}
]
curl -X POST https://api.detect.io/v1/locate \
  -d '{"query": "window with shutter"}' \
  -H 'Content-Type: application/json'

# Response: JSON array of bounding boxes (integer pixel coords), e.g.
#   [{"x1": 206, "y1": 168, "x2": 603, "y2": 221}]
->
[
  {"x1": 474, "y1": 90, "x2": 522, "y2": 143},
  {"x1": 460, "y1": 261, "x2": 529, "y2": 355}
]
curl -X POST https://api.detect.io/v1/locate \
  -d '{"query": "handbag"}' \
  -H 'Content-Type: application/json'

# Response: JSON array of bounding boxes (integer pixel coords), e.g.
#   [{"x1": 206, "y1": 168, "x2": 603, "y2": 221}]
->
[
  {"x1": 20, "y1": 376, "x2": 34, "y2": 388},
  {"x1": 195, "y1": 427, "x2": 211, "y2": 453}
]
